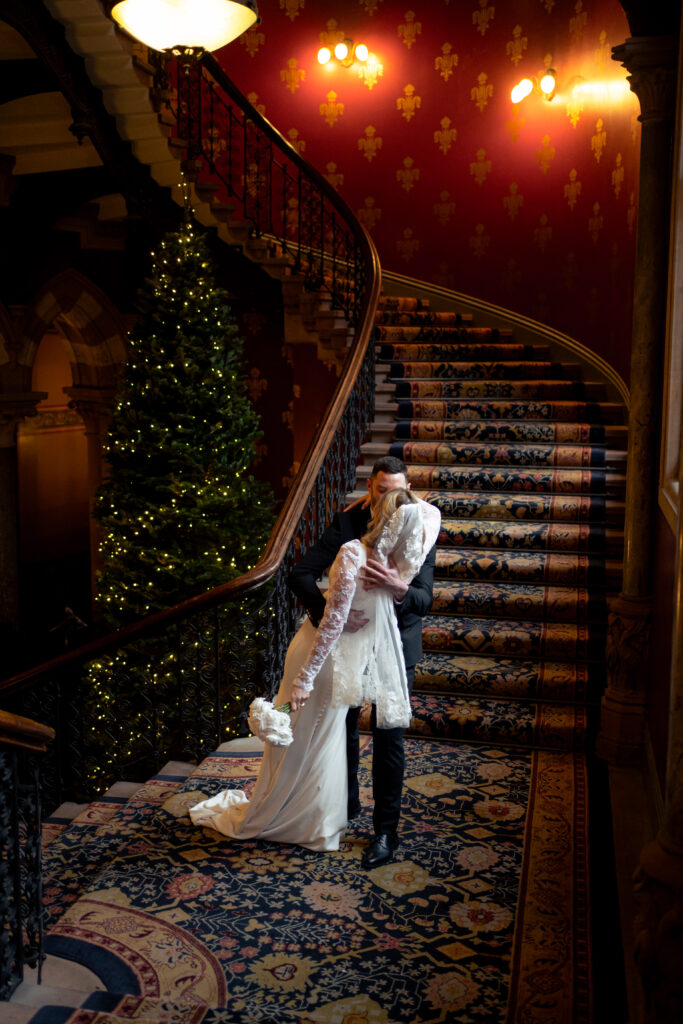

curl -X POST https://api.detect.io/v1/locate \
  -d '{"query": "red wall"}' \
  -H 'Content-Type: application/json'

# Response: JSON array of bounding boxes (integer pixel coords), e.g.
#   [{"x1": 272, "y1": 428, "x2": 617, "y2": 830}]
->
[{"x1": 219, "y1": 0, "x2": 637, "y2": 384}]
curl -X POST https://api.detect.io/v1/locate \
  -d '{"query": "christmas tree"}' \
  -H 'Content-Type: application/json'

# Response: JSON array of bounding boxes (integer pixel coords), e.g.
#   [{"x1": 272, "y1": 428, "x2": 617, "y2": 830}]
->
[{"x1": 94, "y1": 220, "x2": 274, "y2": 626}]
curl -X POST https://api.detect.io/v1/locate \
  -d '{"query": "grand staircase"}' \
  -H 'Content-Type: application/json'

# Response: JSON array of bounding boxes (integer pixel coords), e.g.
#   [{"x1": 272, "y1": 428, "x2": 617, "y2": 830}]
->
[{"x1": 358, "y1": 292, "x2": 626, "y2": 753}]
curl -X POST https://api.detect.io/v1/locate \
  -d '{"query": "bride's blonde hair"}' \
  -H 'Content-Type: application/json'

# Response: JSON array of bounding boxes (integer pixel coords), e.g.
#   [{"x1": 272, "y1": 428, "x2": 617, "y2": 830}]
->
[{"x1": 362, "y1": 487, "x2": 418, "y2": 550}]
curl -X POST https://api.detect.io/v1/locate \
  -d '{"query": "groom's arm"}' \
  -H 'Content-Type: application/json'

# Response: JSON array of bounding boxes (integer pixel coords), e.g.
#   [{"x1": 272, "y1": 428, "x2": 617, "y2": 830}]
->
[
  {"x1": 286, "y1": 513, "x2": 345, "y2": 626},
  {"x1": 398, "y1": 541, "x2": 436, "y2": 618}
]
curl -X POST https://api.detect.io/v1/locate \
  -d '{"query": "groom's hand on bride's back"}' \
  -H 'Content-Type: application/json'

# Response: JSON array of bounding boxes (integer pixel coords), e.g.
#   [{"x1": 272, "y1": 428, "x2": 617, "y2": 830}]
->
[{"x1": 343, "y1": 609, "x2": 369, "y2": 633}]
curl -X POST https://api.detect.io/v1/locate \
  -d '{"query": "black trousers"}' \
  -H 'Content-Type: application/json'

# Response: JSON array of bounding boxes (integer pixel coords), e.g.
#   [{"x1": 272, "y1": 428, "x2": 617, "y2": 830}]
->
[{"x1": 346, "y1": 665, "x2": 415, "y2": 836}]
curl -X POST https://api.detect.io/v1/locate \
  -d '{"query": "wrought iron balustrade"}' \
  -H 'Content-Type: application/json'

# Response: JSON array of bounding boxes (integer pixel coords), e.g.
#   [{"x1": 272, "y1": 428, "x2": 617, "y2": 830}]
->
[{"x1": 0, "y1": 55, "x2": 380, "y2": 813}]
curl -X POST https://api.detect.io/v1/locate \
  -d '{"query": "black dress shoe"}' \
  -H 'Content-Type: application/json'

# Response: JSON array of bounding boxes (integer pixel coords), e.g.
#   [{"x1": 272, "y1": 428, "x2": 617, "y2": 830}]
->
[{"x1": 361, "y1": 833, "x2": 399, "y2": 869}]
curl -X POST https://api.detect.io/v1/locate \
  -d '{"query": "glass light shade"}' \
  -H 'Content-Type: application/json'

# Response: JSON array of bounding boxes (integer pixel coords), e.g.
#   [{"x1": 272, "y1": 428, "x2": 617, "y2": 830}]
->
[
  {"x1": 110, "y1": 0, "x2": 258, "y2": 52},
  {"x1": 334, "y1": 41, "x2": 349, "y2": 60},
  {"x1": 317, "y1": 46, "x2": 331, "y2": 65},
  {"x1": 354, "y1": 43, "x2": 369, "y2": 62}
]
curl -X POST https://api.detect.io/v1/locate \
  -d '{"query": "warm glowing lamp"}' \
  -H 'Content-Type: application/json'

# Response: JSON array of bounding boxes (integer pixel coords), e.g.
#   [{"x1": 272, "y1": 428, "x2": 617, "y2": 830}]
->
[
  {"x1": 510, "y1": 77, "x2": 533, "y2": 104},
  {"x1": 110, "y1": 0, "x2": 258, "y2": 52},
  {"x1": 355, "y1": 43, "x2": 369, "y2": 62},
  {"x1": 334, "y1": 40, "x2": 349, "y2": 60},
  {"x1": 317, "y1": 46, "x2": 331, "y2": 65},
  {"x1": 540, "y1": 69, "x2": 557, "y2": 99}
]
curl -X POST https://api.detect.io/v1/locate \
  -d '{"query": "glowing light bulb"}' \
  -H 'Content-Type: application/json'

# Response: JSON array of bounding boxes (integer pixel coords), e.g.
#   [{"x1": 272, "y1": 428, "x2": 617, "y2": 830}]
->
[
  {"x1": 334, "y1": 41, "x2": 349, "y2": 60},
  {"x1": 510, "y1": 77, "x2": 533, "y2": 104},
  {"x1": 317, "y1": 46, "x2": 331, "y2": 65},
  {"x1": 355, "y1": 43, "x2": 368, "y2": 62},
  {"x1": 540, "y1": 71, "x2": 556, "y2": 98}
]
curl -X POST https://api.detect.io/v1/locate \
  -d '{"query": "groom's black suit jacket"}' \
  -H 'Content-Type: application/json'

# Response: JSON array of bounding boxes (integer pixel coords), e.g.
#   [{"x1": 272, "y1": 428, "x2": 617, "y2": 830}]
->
[{"x1": 287, "y1": 502, "x2": 436, "y2": 668}]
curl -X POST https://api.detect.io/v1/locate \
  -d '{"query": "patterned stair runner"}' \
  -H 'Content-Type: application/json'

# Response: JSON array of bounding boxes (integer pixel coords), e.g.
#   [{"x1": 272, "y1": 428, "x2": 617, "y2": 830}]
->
[{"x1": 358, "y1": 293, "x2": 627, "y2": 750}]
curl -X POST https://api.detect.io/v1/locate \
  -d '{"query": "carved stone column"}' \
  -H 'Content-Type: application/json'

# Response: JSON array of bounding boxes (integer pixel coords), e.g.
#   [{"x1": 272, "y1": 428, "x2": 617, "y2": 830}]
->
[
  {"x1": 63, "y1": 386, "x2": 115, "y2": 601},
  {"x1": 597, "y1": 37, "x2": 678, "y2": 764},
  {"x1": 0, "y1": 393, "x2": 47, "y2": 640}
]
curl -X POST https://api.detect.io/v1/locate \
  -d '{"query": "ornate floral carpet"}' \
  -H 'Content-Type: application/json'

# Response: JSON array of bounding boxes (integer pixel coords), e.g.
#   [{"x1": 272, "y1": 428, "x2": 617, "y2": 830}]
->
[{"x1": 36, "y1": 739, "x2": 591, "y2": 1024}]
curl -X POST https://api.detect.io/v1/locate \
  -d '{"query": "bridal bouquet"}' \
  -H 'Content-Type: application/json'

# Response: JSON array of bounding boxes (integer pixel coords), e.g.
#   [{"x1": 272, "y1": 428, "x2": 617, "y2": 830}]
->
[{"x1": 247, "y1": 698, "x2": 293, "y2": 747}]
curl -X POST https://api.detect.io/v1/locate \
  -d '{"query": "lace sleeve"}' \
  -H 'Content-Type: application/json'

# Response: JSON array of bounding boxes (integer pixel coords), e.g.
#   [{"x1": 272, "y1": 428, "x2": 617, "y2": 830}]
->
[{"x1": 291, "y1": 540, "x2": 362, "y2": 692}]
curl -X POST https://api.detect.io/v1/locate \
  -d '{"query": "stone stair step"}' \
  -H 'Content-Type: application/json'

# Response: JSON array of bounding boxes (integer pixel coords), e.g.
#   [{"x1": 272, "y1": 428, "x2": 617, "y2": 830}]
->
[
  {"x1": 385, "y1": 439, "x2": 623, "y2": 468},
  {"x1": 415, "y1": 651, "x2": 604, "y2": 702},
  {"x1": 359, "y1": 462, "x2": 622, "y2": 496},
  {"x1": 376, "y1": 325, "x2": 514, "y2": 342},
  {"x1": 432, "y1": 579, "x2": 607, "y2": 621},
  {"x1": 422, "y1": 612, "x2": 607, "y2": 660}
]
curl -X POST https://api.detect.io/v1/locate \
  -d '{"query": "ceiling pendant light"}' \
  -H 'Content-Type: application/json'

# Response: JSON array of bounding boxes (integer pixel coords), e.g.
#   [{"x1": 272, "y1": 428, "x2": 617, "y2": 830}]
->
[{"x1": 109, "y1": 0, "x2": 258, "y2": 54}]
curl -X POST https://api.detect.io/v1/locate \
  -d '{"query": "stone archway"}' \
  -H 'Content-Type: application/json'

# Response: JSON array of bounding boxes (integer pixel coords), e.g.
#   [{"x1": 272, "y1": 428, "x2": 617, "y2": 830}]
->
[{"x1": 0, "y1": 271, "x2": 130, "y2": 660}]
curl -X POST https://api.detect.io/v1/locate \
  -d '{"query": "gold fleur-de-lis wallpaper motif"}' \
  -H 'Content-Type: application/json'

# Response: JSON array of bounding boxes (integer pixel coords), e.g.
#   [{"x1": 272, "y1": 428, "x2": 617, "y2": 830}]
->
[
  {"x1": 325, "y1": 162, "x2": 344, "y2": 190},
  {"x1": 471, "y1": 72, "x2": 493, "y2": 113},
  {"x1": 472, "y1": 1, "x2": 495, "y2": 37},
  {"x1": 396, "y1": 227, "x2": 420, "y2": 262},
  {"x1": 287, "y1": 128, "x2": 306, "y2": 154},
  {"x1": 589, "y1": 201, "x2": 603, "y2": 243},
  {"x1": 397, "y1": 84, "x2": 422, "y2": 121},
  {"x1": 246, "y1": 367, "x2": 268, "y2": 402},
  {"x1": 506, "y1": 25, "x2": 527, "y2": 66},
  {"x1": 281, "y1": 57, "x2": 305, "y2": 94},
  {"x1": 470, "y1": 148, "x2": 492, "y2": 186},
  {"x1": 218, "y1": 0, "x2": 636, "y2": 385},
  {"x1": 506, "y1": 109, "x2": 525, "y2": 142},
  {"x1": 503, "y1": 182, "x2": 524, "y2": 220},
  {"x1": 358, "y1": 125, "x2": 383, "y2": 162},
  {"x1": 564, "y1": 168, "x2": 582, "y2": 210},
  {"x1": 320, "y1": 91, "x2": 344, "y2": 127},
  {"x1": 396, "y1": 156, "x2": 420, "y2": 192},
  {"x1": 612, "y1": 154, "x2": 624, "y2": 198},
  {"x1": 357, "y1": 54, "x2": 384, "y2": 89},
  {"x1": 537, "y1": 134, "x2": 556, "y2": 173},
  {"x1": 434, "y1": 116, "x2": 458, "y2": 155},
  {"x1": 591, "y1": 118, "x2": 607, "y2": 163},
  {"x1": 280, "y1": 0, "x2": 304, "y2": 21},
  {"x1": 469, "y1": 223, "x2": 490, "y2": 259},
  {"x1": 566, "y1": 92, "x2": 584, "y2": 128},
  {"x1": 435, "y1": 43, "x2": 458, "y2": 81},
  {"x1": 534, "y1": 214, "x2": 552, "y2": 251},
  {"x1": 398, "y1": 10, "x2": 422, "y2": 49},
  {"x1": 569, "y1": 0, "x2": 587, "y2": 44},
  {"x1": 358, "y1": 197, "x2": 382, "y2": 231},
  {"x1": 247, "y1": 92, "x2": 266, "y2": 116},
  {"x1": 240, "y1": 25, "x2": 265, "y2": 57},
  {"x1": 434, "y1": 190, "x2": 456, "y2": 226}
]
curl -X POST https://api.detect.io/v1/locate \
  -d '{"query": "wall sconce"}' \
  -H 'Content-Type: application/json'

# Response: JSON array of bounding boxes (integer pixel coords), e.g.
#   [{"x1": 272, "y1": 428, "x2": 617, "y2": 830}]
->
[
  {"x1": 510, "y1": 68, "x2": 556, "y2": 104},
  {"x1": 318, "y1": 38, "x2": 369, "y2": 68}
]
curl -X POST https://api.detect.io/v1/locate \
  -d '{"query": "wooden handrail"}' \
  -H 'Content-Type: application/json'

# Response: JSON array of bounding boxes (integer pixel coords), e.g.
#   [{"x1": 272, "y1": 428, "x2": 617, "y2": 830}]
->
[
  {"x1": 0, "y1": 709, "x2": 55, "y2": 754},
  {"x1": 0, "y1": 56, "x2": 382, "y2": 700}
]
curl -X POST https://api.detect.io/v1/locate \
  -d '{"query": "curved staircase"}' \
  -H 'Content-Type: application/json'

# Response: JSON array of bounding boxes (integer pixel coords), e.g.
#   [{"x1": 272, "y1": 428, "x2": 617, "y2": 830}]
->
[{"x1": 358, "y1": 293, "x2": 627, "y2": 753}]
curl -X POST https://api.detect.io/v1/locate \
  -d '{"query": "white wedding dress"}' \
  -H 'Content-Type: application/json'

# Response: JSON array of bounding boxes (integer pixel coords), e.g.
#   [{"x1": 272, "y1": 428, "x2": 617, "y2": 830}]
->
[{"x1": 189, "y1": 501, "x2": 441, "y2": 852}]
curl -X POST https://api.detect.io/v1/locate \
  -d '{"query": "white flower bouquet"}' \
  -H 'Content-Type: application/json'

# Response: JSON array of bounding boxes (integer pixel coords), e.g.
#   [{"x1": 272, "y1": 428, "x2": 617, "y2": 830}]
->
[{"x1": 247, "y1": 698, "x2": 294, "y2": 747}]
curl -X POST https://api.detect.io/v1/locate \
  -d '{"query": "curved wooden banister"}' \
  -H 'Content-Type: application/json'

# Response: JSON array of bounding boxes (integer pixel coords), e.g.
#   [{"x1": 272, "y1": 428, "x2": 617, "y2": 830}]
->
[
  {"x1": 0, "y1": 53, "x2": 382, "y2": 703},
  {"x1": 0, "y1": 709, "x2": 55, "y2": 754}
]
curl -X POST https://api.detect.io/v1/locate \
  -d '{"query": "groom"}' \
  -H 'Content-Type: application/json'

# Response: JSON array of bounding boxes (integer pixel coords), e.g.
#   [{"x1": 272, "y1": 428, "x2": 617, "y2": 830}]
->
[{"x1": 287, "y1": 455, "x2": 436, "y2": 868}]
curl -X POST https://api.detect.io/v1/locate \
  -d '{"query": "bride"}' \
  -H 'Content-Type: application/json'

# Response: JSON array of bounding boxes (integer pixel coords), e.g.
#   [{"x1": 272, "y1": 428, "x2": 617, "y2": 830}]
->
[{"x1": 189, "y1": 488, "x2": 441, "y2": 851}]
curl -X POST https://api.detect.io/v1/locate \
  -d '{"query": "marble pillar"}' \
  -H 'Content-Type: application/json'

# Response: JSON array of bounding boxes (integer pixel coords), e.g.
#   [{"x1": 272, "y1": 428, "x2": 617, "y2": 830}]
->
[{"x1": 597, "y1": 37, "x2": 678, "y2": 764}]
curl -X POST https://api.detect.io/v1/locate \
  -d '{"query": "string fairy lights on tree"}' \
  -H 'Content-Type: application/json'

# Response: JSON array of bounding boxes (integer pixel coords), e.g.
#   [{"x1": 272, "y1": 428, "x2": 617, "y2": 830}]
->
[
  {"x1": 94, "y1": 218, "x2": 273, "y2": 626},
  {"x1": 84, "y1": 213, "x2": 274, "y2": 790}
]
